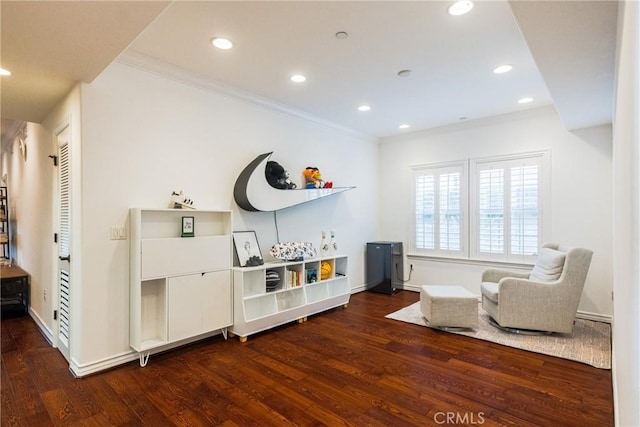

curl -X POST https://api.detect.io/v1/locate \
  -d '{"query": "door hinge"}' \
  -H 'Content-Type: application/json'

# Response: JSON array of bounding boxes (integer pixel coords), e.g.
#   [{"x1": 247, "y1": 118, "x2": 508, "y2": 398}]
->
[
  {"x1": 54, "y1": 233, "x2": 58, "y2": 243},
  {"x1": 53, "y1": 310, "x2": 58, "y2": 320}
]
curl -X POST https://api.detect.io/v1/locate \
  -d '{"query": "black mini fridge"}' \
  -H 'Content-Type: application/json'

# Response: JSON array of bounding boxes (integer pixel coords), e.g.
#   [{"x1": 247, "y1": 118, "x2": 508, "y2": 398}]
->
[{"x1": 366, "y1": 241, "x2": 403, "y2": 295}]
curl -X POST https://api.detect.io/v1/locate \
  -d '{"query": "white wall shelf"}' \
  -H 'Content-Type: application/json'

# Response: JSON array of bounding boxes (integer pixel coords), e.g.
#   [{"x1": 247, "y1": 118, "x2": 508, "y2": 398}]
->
[
  {"x1": 231, "y1": 255, "x2": 350, "y2": 341},
  {"x1": 233, "y1": 152, "x2": 355, "y2": 211},
  {"x1": 130, "y1": 208, "x2": 233, "y2": 366}
]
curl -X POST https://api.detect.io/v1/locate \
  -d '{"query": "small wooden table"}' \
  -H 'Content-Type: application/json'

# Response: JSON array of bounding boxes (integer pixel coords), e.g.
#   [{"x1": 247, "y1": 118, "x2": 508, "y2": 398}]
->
[{"x1": 1, "y1": 264, "x2": 29, "y2": 317}]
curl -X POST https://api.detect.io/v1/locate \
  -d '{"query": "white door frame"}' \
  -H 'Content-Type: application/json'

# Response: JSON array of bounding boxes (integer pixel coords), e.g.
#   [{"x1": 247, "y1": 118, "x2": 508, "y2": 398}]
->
[{"x1": 52, "y1": 120, "x2": 72, "y2": 363}]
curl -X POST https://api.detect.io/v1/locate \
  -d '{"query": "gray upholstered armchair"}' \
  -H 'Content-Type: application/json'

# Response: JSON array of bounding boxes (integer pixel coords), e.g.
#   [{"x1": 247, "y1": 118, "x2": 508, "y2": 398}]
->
[{"x1": 480, "y1": 243, "x2": 593, "y2": 334}]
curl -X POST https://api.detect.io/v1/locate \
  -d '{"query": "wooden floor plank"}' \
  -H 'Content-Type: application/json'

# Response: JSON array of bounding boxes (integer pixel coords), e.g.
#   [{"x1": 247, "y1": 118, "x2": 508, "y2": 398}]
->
[{"x1": 0, "y1": 291, "x2": 613, "y2": 426}]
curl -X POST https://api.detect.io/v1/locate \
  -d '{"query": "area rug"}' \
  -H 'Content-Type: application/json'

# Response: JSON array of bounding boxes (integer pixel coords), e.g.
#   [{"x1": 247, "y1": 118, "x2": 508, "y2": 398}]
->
[{"x1": 386, "y1": 302, "x2": 611, "y2": 369}]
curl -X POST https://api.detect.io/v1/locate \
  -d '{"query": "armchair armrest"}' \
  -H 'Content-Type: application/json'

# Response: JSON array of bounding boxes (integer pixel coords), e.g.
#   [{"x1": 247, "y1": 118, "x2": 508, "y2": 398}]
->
[
  {"x1": 497, "y1": 277, "x2": 576, "y2": 318},
  {"x1": 482, "y1": 268, "x2": 530, "y2": 283}
]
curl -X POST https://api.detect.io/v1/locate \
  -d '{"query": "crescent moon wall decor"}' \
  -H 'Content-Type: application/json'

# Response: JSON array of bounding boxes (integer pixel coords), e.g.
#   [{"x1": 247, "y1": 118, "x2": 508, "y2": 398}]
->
[{"x1": 233, "y1": 152, "x2": 354, "y2": 212}]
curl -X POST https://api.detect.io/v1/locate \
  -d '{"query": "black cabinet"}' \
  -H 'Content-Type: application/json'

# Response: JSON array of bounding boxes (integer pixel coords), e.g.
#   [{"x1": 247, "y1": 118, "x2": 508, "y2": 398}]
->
[
  {"x1": 1, "y1": 265, "x2": 29, "y2": 318},
  {"x1": 366, "y1": 242, "x2": 403, "y2": 295}
]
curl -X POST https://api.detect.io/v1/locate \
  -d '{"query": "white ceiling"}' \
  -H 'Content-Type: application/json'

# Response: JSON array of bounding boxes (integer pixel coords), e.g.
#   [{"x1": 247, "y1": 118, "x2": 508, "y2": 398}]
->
[{"x1": 1, "y1": 1, "x2": 618, "y2": 142}]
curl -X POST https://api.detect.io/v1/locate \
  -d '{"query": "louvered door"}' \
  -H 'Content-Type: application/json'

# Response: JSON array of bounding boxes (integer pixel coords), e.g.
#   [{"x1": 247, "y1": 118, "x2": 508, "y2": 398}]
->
[{"x1": 56, "y1": 125, "x2": 71, "y2": 362}]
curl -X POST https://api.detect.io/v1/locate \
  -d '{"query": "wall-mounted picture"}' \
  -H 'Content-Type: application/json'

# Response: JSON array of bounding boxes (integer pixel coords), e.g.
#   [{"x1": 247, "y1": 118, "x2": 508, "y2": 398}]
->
[
  {"x1": 181, "y1": 216, "x2": 194, "y2": 237},
  {"x1": 233, "y1": 230, "x2": 264, "y2": 267}
]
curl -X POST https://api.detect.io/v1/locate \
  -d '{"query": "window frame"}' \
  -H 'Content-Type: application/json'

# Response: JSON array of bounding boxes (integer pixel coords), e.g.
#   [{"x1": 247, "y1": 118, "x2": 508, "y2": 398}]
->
[
  {"x1": 410, "y1": 151, "x2": 550, "y2": 264},
  {"x1": 411, "y1": 160, "x2": 468, "y2": 258}
]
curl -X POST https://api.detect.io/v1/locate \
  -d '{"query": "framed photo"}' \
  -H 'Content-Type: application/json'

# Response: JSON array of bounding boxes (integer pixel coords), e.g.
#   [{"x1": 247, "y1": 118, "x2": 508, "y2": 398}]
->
[
  {"x1": 181, "y1": 216, "x2": 195, "y2": 237},
  {"x1": 233, "y1": 231, "x2": 264, "y2": 267}
]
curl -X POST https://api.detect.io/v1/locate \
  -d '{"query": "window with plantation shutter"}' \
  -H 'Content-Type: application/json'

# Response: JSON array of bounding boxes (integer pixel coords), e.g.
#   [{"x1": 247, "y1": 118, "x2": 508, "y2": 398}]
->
[
  {"x1": 413, "y1": 162, "x2": 467, "y2": 256},
  {"x1": 411, "y1": 152, "x2": 548, "y2": 263},
  {"x1": 471, "y1": 153, "x2": 546, "y2": 262}
]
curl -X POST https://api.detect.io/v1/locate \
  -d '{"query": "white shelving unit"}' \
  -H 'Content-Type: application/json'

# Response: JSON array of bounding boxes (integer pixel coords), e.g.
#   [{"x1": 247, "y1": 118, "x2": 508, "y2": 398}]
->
[
  {"x1": 231, "y1": 255, "x2": 350, "y2": 341},
  {"x1": 130, "y1": 208, "x2": 232, "y2": 366}
]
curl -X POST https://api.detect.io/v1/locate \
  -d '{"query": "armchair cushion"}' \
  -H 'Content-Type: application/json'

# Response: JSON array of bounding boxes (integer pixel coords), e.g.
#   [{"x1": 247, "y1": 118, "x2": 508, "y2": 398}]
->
[
  {"x1": 529, "y1": 247, "x2": 566, "y2": 282},
  {"x1": 480, "y1": 282, "x2": 499, "y2": 303}
]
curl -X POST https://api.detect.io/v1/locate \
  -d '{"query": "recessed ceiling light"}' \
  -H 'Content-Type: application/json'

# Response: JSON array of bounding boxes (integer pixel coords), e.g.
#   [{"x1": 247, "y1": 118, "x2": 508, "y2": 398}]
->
[
  {"x1": 211, "y1": 37, "x2": 233, "y2": 50},
  {"x1": 358, "y1": 105, "x2": 371, "y2": 112},
  {"x1": 335, "y1": 31, "x2": 349, "y2": 39},
  {"x1": 399, "y1": 124, "x2": 410, "y2": 129},
  {"x1": 459, "y1": 117, "x2": 468, "y2": 121},
  {"x1": 493, "y1": 64, "x2": 513, "y2": 74},
  {"x1": 448, "y1": 1, "x2": 474, "y2": 16},
  {"x1": 0, "y1": 68, "x2": 11, "y2": 76},
  {"x1": 397, "y1": 70, "x2": 412, "y2": 77},
  {"x1": 518, "y1": 97, "x2": 534, "y2": 104},
  {"x1": 290, "y1": 74, "x2": 306, "y2": 83}
]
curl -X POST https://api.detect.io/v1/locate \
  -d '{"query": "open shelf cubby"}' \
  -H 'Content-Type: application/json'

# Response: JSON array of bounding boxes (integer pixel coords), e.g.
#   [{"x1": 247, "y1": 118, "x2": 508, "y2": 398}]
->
[{"x1": 231, "y1": 255, "x2": 350, "y2": 342}]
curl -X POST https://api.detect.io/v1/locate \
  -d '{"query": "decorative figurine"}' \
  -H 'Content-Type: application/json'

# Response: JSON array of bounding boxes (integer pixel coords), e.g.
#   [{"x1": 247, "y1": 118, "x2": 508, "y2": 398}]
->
[
  {"x1": 169, "y1": 190, "x2": 195, "y2": 209},
  {"x1": 320, "y1": 230, "x2": 330, "y2": 257},
  {"x1": 329, "y1": 229, "x2": 337, "y2": 255}
]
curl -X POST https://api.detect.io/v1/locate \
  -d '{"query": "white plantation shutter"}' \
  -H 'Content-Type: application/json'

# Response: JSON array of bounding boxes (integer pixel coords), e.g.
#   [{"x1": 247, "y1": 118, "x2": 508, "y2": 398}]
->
[
  {"x1": 412, "y1": 152, "x2": 546, "y2": 262},
  {"x1": 413, "y1": 163, "x2": 466, "y2": 256},
  {"x1": 472, "y1": 154, "x2": 543, "y2": 262},
  {"x1": 439, "y1": 172, "x2": 461, "y2": 251},
  {"x1": 510, "y1": 164, "x2": 539, "y2": 256},
  {"x1": 415, "y1": 174, "x2": 435, "y2": 249},
  {"x1": 478, "y1": 168, "x2": 504, "y2": 254}
]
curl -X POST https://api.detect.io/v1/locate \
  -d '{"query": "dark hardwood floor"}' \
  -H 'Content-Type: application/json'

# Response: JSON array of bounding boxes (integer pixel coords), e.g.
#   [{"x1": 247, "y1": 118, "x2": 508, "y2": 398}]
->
[{"x1": 1, "y1": 291, "x2": 613, "y2": 426}]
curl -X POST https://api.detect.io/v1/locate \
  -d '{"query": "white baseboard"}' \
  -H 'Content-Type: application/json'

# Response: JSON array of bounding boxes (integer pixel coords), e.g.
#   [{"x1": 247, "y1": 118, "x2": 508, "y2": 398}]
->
[
  {"x1": 28, "y1": 308, "x2": 54, "y2": 345},
  {"x1": 68, "y1": 329, "x2": 228, "y2": 377},
  {"x1": 575, "y1": 310, "x2": 612, "y2": 324},
  {"x1": 400, "y1": 284, "x2": 422, "y2": 293},
  {"x1": 351, "y1": 285, "x2": 366, "y2": 293},
  {"x1": 69, "y1": 352, "x2": 139, "y2": 377}
]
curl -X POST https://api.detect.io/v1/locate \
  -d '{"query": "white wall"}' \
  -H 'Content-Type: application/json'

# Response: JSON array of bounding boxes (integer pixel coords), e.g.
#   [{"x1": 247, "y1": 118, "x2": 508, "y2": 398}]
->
[
  {"x1": 76, "y1": 62, "x2": 378, "y2": 370},
  {"x1": 0, "y1": 122, "x2": 56, "y2": 333},
  {"x1": 378, "y1": 106, "x2": 613, "y2": 317},
  {"x1": 612, "y1": 1, "x2": 640, "y2": 425},
  {"x1": 0, "y1": 83, "x2": 82, "y2": 342}
]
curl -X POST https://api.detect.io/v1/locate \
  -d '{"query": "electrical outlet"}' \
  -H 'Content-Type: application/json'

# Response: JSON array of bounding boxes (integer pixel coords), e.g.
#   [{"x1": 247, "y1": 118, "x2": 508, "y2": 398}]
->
[{"x1": 43, "y1": 289, "x2": 47, "y2": 301}]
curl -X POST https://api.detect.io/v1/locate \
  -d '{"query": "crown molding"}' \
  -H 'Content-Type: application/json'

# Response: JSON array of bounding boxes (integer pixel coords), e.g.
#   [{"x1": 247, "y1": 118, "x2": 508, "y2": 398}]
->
[{"x1": 116, "y1": 51, "x2": 376, "y2": 143}]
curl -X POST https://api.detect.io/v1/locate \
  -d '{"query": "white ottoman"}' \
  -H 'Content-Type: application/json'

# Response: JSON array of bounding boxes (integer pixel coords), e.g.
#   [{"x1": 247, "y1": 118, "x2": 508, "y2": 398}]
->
[{"x1": 420, "y1": 285, "x2": 478, "y2": 329}]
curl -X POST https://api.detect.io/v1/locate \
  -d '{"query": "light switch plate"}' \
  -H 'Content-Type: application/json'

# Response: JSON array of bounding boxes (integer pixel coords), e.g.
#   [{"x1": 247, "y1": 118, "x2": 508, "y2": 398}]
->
[{"x1": 110, "y1": 226, "x2": 126, "y2": 240}]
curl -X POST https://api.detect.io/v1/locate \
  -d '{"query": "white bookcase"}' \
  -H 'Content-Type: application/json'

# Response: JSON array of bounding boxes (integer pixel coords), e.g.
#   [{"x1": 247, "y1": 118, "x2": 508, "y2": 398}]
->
[
  {"x1": 231, "y1": 255, "x2": 350, "y2": 341},
  {"x1": 130, "y1": 208, "x2": 233, "y2": 366}
]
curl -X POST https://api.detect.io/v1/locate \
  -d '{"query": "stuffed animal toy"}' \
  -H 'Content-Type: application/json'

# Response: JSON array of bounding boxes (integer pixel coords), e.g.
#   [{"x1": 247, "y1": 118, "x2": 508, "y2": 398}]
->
[
  {"x1": 303, "y1": 166, "x2": 333, "y2": 189},
  {"x1": 303, "y1": 167, "x2": 317, "y2": 189},
  {"x1": 303, "y1": 167, "x2": 314, "y2": 188},
  {"x1": 312, "y1": 168, "x2": 325, "y2": 189},
  {"x1": 265, "y1": 161, "x2": 297, "y2": 189}
]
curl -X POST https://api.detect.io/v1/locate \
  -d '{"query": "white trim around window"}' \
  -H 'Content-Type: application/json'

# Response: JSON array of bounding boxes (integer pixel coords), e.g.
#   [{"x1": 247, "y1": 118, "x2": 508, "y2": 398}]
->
[
  {"x1": 470, "y1": 151, "x2": 550, "y2": 263},
  {"x1": 411, "y1": 160, "x2": 469, "y2": 258},
  {"x1": 411, "y1": 151, "x2": 550, "y2": 264}
]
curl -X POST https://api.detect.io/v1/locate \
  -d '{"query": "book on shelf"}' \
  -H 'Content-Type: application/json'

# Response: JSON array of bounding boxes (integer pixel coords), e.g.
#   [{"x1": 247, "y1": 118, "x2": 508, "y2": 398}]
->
[{"x1": 285, "y1": 268, "x2": 303, "y2": 288}]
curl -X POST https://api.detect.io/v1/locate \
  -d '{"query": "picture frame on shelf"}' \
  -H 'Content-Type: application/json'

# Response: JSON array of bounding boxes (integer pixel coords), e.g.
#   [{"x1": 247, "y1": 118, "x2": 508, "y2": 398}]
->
[
  {"x1": 233, "y1": 230, "x2": 264, "y2": 267},
  {"x1": 181, "y1": 216, "x2": 195, "y2": 237}
]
